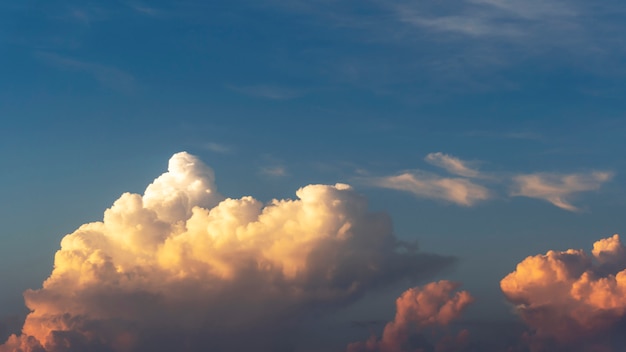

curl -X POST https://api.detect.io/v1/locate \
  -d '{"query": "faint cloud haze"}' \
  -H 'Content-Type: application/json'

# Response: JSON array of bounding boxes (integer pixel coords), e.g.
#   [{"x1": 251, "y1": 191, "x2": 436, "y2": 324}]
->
[
  {"x1": 36, "y1": 52, "x2": 136, "y2": 93},
  {"x1": 229, "y1": 84, "x2": 302, "y2": 100},
  {"x1": 425, "y1": 152, "x2": 481, "y2": 178},
  {"x1": 204, "y1": 142, "x2": 232, "y2": 154},
  {"x1": 371, "y1": 171, "x2": 491, "y2": 206},
  {"x1": 260, "y1": 165, "x2": 288, "y2": 177},
  {"x1": 510, "y1": 171, "x2": 613, "y2": 211}
]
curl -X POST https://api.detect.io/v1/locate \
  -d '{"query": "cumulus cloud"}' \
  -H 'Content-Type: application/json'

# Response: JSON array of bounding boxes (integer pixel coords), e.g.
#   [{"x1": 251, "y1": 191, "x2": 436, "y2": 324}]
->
[
  {"x1": 510, "y1": 172, "x2": 613, "y2": 211},
  {"x1": 0, "y1": 152, "x2": 454, "y2": 352},
  {"x1": 501, "y1": 234, "x2": 626, "y2": 350},
  {"x1": 424, "y1": 152, "x2": 481, "y2": 178},
  {"x1": 347, "y1": 280, "x2": 474, "y2": 352},
  {"x1": 371, "y1": 171, "x2": 491, "y2": 206}
]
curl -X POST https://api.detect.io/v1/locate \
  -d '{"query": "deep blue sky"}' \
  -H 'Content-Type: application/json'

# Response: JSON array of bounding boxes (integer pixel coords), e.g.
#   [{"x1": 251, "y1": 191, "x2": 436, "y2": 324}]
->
[{"x1": 2, "y1": 0, "x2": 626, "y2": 326}]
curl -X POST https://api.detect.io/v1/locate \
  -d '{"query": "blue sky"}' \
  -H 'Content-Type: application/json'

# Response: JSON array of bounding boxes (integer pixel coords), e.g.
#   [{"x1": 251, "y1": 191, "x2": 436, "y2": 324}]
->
[{"x1": 2, "y1": 1, "x2": 626, "y2": 351}]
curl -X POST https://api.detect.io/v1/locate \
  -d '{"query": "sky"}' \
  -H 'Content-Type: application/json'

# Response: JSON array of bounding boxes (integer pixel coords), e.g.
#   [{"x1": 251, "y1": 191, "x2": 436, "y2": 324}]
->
[{"x1": 1, "y1": 1, "x2": 626, "y2": 351}]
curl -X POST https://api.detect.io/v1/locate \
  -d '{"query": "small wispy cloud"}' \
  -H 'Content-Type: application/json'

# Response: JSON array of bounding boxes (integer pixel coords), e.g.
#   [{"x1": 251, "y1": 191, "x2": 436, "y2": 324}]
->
[
  {"x1": 364, "y1": 152, "x2": 613, "y2": 211},
  {"x1": 391, "y1": 0, "x2": 577, "y2": 39},
  {"x1": 260, "y1": 166, "x2": 288, "y2": 177},
  {"x1": 205, "y1": 142, "x2": 232, "y2": 154},
  {"x1": 229, "y1": 84, "x2": 302, "y2": 100},
  {"x1": 36, "y1": 52, "x2": 136, "y2": 93},
  {"x1": 369, "y1": 171, "x2": 491, "y2": 206},
  {"x1": 69, "y1": 8, "x2": 91, "y2": 24},
  {"x1": 467, "y1": 0, "x2": 576, "y2": 20},
  {"x1": 425, "y1": 152, "x2": 481, "y2": 178},
  {"x1": 131, "y1": 5, "x2": 157, "y2": 16},
  {"x1": 396, "y1": 11, "x2": 522, "y2": 38},
  {"x1": 510, "y1": 171, "x2": 613, "y2": 212},
  {"x1": 125, "y1": 2, "x2": 161, "y2": 17}
]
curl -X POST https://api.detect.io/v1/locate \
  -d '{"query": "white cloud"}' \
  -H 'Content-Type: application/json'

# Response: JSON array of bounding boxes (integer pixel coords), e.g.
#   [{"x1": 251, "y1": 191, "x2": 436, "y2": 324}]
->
[
  {"x1": 0, "y1": 152, "x2": 453, "y2": 352},
  {"x1": 371, "y1": 171, "x2": 491, "y2": 206},
  {"x1": 425, "y1": 152, "x2": 481, "y2": 178},
  {"x1": 510, "y1": 171, "x2": 613, "y2": 211}
]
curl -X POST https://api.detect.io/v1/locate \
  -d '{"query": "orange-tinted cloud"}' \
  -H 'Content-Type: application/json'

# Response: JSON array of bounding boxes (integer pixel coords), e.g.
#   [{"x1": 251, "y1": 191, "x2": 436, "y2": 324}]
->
[
  {"x1": 501, "y1": 234, "x2": 626, "y2": 350},
  {"x1": 371, "y1": 172, "x2": 491, "y2": 206},
  {"x1": 347, "y1": 280, "x2": 474, "y2": 352},
  {"x1": 0, "y1": 152, "x2": 453, "y2": 352}
]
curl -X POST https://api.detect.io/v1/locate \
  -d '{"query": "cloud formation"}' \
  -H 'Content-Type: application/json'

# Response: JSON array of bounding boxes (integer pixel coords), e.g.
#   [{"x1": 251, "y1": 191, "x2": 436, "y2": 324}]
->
[
  {"x1": 0, "y1": 152, "x2": 453, "y2": 352},
  {"x1": 501, "y1": 234, "x2": 626, "y2": 350},
  {"x1": 347, "y1": 280, "x2": 474, "y2": 352},
  {"x1": 372, "y1": 171, "x2": 491, "y2": 206},
  {"x1": 425, "y1": 152, "x2": 481, "y2": 178},
  {"x1": 510, "y1": 172, "x2": 613, "y2": 211},
  {"x1": 368, "y1": 152, "x2": 612, "y2": 211},
  {"x1": 392, "y1": 0, "x2": 576, "y2": 38},
  {"x1": 259, "y1": 165, "x2": 288, "y2": 177}
]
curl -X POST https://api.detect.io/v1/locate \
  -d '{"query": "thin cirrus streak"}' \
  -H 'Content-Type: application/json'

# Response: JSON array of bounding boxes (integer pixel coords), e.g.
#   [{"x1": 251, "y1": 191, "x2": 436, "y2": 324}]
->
[
  {"x1": 510, "y1": 171, "x2": 613, "y2": 212},
  {"x1": 367, "y1": 152, "x2": 612, "y2": 211},
  {"x1": 0, "y1": 152, "x2": 454, "y2": 352},
  {"x1": 370, "y1": 171, "x2": 491, "y2": 206},
  {"x1": 424, "y1": 152, "x2": 481, "y2": 178}
]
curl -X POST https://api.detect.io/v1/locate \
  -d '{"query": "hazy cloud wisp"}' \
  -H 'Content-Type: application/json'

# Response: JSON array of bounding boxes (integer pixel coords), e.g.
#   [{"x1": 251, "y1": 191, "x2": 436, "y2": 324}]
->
[
  {"x1": 371, "y1": 171, "x2": 491, "y2": 206},
  {"x1": 510, "y1": 171, "x2": 613, "y2": 211},
  {"x1": 425, "y1": 152, "x2": 481, "y2": 178}
]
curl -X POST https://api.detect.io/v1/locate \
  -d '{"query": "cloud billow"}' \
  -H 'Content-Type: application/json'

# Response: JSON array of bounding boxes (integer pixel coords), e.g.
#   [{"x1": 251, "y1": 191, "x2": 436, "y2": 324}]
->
[
  {"x1": 501, "y1": 234, "x2": 626, "y2": 351},
  {"x1": 347, "y1": 280, "x2": 474, "y2": 352},
  {"x1": 0, "y1": 152, "x2": 453, "y2": 352}
]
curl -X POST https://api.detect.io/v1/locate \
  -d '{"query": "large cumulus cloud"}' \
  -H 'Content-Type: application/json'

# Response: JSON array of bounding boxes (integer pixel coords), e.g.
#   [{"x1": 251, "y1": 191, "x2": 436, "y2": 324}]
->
[
  {"x1": 0, "y1": 152, "x2": 453, "y2": 352},
  {"x1": 501, "y1": 234, "x2": 626, "y2": 351}
]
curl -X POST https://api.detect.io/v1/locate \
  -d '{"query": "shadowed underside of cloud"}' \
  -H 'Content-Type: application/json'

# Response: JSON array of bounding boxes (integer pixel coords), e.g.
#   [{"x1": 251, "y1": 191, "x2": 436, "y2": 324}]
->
[
  {"x1": 501, "y1": 234, "x2": 626, "y2": 351},
  {"x1": 347, "y1": 280, "x2": 474, "y2": 352},
  {"x1": 511, "y1": 172, "x2": 613, "y2": 211},
  {"x1": 0, "y1": 152, "x2": 454, "y2": 352}
]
